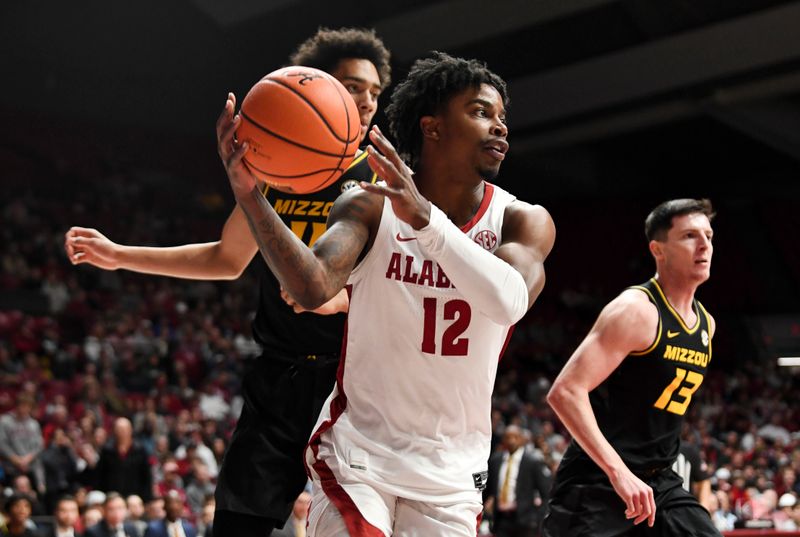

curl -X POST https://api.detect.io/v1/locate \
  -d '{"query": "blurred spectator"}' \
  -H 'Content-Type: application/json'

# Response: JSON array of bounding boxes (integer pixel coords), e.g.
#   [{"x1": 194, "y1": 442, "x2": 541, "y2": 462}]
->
[
  {"x1": 0, "y1": 494, "x2": 37, "y2": 536},
  {"x1": 194, "y1": 497, "x2": 214, "y2": 537},
  {"x1": 183, "y1": 463, "x2": 214, "y2": 517},
  {"x1": 758, "y1": 414, "x2": 792, "y2": 446},
  {"x1": 153, "y1": 462, "x2": 184, "y2": 503},
  {"x1": 708, "y1": 490, "x2": 737, "y2": 532},
  {"x1": 41, "y1": 428, "x2": 80, "y2": 512},
  {"x1": 774, "y1": 492, "x2": 798, "y2": 531},
  {"x1": 174, "y1": 433, "x2": 216, "y2": 480},
  {"x1": 125, "y1": 496, "x2": 147, "y2": 537},
  {"x1": 42, "y1": 272, "x2": 69, "y2": 314},
  {"x1": 9, "y1": 475, "x2": 45, "y2": 517},
  {"x1": 485, "y1": 426, "x2": 551, "y2": 537},
  {"x1": 196, "y1": 384, "x2": 228, "y2": 423},
  {"x1": 81, "y1": 506, "x2": 103, "y2": 532},
  {"x1": 85, "y1": 492, "x2": 141, "y2": 537},
  {"x1": 84, "y1": 492, "x2": 106, "y2": 510},
  {"x1": 778, "y1": 467, "x2": 800, "y2": 497},
  {"x1": 71, "y1": 379, "x2": 106, "y2": 427},
  {"x1": 143, "y1": 498, "x2": 165, "y2": 524},
  {"x1": 94, "y1": 419, "x2": 151, "y2": 502},
  {"x1": 41, "y1": 403, "x2": 69, "y2": 445},
  {"x1": 143, "y1": 492, "x2": 196, "y2": 537},
  {"x1": 41, "y1": 495, "x2": 82, "y2": 537},
  {"x1": 0, "y1": 395, "x2": 44, "y2": 493},
  {"x1": 271, "y1": 492, "x2": 310, "y2": 537}
]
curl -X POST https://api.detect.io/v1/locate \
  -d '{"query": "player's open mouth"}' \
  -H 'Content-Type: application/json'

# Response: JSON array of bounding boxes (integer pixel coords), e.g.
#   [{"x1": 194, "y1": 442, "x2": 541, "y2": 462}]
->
[{"x1": 483, "y1": 139, "x2": 509, "y2": 161}]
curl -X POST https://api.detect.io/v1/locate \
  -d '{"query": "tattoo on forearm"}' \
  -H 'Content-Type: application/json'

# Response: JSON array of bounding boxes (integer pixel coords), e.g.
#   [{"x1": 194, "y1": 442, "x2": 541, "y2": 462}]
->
[
  {"x1": 240, "y1": 188, "x2": 325, "y2": 302},
  {"x1": 237, "y1": 187, "x2": 373, "y2": 307}
]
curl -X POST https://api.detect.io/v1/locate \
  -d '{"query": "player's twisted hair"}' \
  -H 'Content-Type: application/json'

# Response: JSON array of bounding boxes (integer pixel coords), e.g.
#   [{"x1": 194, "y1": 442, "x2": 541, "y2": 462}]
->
[
  {"x1": 645, "y1": 198, "x2": 716, "y2": 241},
  {"x1": 386, "y1": 51, "x2": 508, "y2": 168},
  {"x1": 290, "y1": 27, "x2": 391, "y2": 88}
]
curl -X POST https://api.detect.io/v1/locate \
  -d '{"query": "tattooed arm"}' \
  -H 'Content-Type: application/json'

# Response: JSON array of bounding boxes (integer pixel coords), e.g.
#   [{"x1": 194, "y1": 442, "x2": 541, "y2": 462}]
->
[
  {"x1": 219, "y1": 96, "x2": 381, "y2": 309},
  {"x1": 235, "y1": 185, "x2": 381, "y2": 309}
]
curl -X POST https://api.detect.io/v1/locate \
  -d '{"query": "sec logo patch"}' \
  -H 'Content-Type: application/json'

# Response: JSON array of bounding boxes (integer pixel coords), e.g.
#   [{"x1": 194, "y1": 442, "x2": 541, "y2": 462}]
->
[{"x1": 474, "y1": 230, "x2": 497, "y2": 250}]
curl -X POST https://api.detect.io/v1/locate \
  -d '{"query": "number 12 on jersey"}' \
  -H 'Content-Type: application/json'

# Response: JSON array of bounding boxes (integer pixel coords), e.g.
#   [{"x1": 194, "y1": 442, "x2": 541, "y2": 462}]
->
[{"x1": 421, "y1": 298, "x2": 471, "y2": 356}]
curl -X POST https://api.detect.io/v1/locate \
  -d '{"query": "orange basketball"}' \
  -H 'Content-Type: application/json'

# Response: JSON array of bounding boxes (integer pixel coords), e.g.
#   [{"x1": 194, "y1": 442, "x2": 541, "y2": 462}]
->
[{"x1": 236, "y1": 66, "x2": 361, "y2": 194}]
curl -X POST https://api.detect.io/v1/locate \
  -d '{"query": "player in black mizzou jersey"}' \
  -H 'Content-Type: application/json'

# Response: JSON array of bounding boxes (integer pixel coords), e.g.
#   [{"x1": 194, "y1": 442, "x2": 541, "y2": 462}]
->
[
  {"x1": 65, "y1": 28, "x2": 391, "y2": 537},
  {"x1": 543, "y1": 199, "x2": 721, "y2": 537}
]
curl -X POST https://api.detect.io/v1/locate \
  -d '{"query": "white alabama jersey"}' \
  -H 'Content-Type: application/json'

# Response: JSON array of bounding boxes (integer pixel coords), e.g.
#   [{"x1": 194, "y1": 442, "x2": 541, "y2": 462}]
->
[{"x1": 306, "y1": 182, "x2": 518, "y2": 503}]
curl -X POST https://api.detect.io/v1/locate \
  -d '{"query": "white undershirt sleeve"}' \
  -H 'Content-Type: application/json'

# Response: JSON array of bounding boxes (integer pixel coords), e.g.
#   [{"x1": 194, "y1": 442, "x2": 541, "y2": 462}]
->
[{"x1": 414, "y1": 203, "x2": 529, "y2": 325}]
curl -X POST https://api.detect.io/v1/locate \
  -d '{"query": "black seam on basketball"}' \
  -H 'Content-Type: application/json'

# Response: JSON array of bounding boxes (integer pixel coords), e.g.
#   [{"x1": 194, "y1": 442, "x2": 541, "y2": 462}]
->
[
  {"x1": 263, "y1": 77, "x2": 360, "y2": 145},
  {"x1": 243, "y1": 155, "x2": 347, "y2": 179},
  {"x1": 240, "y1": 113, "x2": 349, "y2": 158},
  {"x1": 311, "y1": 169, "x2": 345, "y2": 192}
]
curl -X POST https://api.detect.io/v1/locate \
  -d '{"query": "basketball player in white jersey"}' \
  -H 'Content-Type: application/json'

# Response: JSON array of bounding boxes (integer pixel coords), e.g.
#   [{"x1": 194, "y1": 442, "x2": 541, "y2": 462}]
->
[{"x1": 219, "y1": 52, "x2": 555, "y2": 536}]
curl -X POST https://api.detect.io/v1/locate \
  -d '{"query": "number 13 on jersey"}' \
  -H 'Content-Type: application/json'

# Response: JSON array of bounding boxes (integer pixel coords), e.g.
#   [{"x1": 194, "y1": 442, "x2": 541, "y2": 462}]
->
[
  {"x1": 653, "y1": 367, "x2": 704, "y2": 415},
  {"x1": 421, "y1": 298, "x2": 472, "y2": 356}
]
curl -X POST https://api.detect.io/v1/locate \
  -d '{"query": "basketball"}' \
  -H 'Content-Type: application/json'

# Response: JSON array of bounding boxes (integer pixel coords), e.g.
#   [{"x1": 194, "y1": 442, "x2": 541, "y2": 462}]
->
[{"x1": 236, "y1": 66, "x2": 362, "y2": 194}]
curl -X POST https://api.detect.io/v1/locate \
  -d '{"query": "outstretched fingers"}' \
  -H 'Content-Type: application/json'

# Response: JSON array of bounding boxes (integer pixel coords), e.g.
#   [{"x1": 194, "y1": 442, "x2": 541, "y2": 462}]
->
[
  {"x1": 365, "y1": 146, "x2": 399, "y2": 182},
  {"x1": 368, "y1": 125, "x2": 406, "y2": 172},
  {"x1": 358, "y1": 178, "x2": 397, "y2": 199}
]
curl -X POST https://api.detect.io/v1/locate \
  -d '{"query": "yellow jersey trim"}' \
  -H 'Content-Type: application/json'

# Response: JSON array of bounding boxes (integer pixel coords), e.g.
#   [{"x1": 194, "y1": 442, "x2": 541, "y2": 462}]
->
[
  {"x1": 698, "y1": 301, "x2": 713, "y2": 364},
  {"x1": 260, "y1": 151, "x2": 372, "y2": 196},
  {"x1": 629, "y1": 285, "x2": 662, "y2": 356},
  {"x1": 347, "y1": 150, "x2": 369, "y2": 171},
  {"x1": 346, "y1": 150, "x2": 378, "y2": 184},
  {"x1": 650, "y1": 278, "x2": 701, "y2": 334}
]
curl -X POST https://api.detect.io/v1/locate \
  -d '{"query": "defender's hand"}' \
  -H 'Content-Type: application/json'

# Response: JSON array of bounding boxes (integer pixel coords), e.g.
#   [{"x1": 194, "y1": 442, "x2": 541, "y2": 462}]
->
[
  {"x1": 360, "y1": 125, "x2": 430, "y2": 230},
  {"x1": 281, "y1": 288, "x2": 349, "y2": 315},
  {"x1": 65, "y1": 227, "x2": 121, "y2": 270}
]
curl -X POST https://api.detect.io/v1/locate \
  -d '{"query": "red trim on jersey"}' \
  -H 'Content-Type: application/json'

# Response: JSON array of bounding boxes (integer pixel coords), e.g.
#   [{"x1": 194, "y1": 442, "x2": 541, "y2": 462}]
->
[
  {"x1": 305, "y1": 284, "x2": 353, "y2": 478},
  {"x1": 314, "y1": 461, "x2": 385, "y2": 537},
  {"x1": 498, "y1": 325, "x2": 516, "y2": 362},
  {"x1": 475, "y1": 511, "x2": 483, "y2": 536},
  {"x1": 305, "y1": 285, "x2": 383, "y2": 536},
  {"x1": 459, "y1": 182, "x2": 495, "y2": 233},
  {"x1": 311, "y1": 458, "x2": 384, "y2": 537}
]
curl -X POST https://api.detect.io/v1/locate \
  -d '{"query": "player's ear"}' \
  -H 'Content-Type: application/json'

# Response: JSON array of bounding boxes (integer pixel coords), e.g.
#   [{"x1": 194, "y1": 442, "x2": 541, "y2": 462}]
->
[
  {"x1": 420, "y1": 116, "x2": 439, "y2": 141},
  {"x1": 649, "y1": 240, "x2": 664, "y2": 261}
]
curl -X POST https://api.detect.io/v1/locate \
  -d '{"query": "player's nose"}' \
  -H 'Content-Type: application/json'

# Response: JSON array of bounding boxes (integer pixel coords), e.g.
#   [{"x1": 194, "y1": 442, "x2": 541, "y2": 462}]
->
[{"x1": 491, "y1": 119, "x2": 508, "y2": 138}]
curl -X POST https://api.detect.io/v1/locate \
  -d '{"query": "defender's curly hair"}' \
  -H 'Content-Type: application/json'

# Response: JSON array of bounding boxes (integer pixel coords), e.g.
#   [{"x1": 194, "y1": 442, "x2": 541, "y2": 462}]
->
[
  {"x1": 386, "y1": 51, "x2": 509, "y2": 168},
  {"x1": 290, "y1": 27, "x2": 391, "y2": 89}
]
